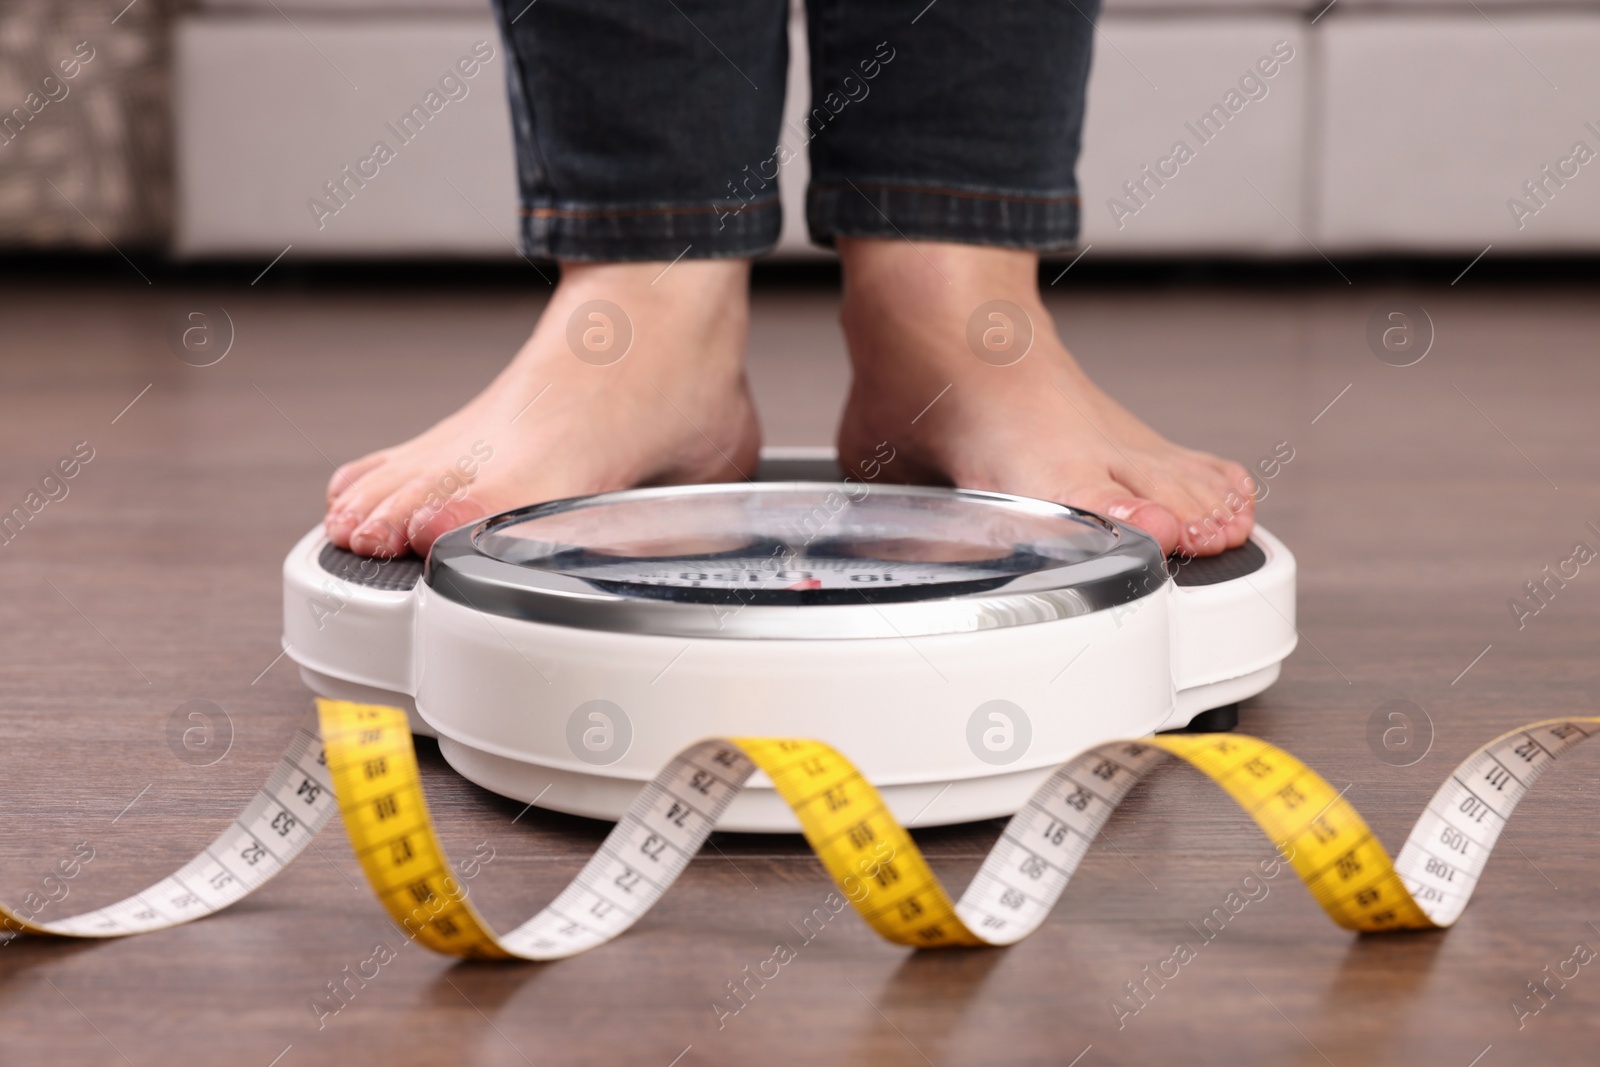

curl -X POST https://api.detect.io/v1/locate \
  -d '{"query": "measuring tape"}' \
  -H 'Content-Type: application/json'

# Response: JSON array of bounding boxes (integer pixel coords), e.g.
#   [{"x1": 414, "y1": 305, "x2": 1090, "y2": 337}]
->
[{"x1": 3, "y1": 700, "x2": 1593, "y2": 954}]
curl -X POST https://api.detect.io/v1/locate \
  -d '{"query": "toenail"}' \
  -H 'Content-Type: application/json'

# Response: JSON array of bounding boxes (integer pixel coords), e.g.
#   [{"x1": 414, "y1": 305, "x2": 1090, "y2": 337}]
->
[{"x1": 1106, "y1": 503, "x2": 1138, "y2": 520}]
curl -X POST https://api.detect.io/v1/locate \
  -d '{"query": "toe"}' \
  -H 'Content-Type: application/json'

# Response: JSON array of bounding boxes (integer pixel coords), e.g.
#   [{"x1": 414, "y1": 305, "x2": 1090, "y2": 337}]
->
[
  {"x1": 326, "y1": 500, "x2": 375, "y2": 551},
  {"x1": 348, "y1": 514, "x2": 411, "y2": 559},
  {"x1": 326, "y1": 463, "x2": 415, "y2": 550},
  {"x1": 1081, "y1": 490, "x2": 1183, "y2": 556},
  {"x1": 407, "y1": 496, "x2": 493, "y2": 556},
  {"x1": 343, "y1": 515, "x2": 406, "y2": 558},
  {"x1": 1176, "y1": 504, "x2": 1243, "y2": 556},
  {"x1": 327, "y1": 452, "x2": 387, "y2": 504},
  {"x1": 1177, "y1": 519, "x2": 1230, "y2": 558},
  {"x1": 351, "y1": 470, "x2": 510, "y2": 558},
  {"x1": 1179, "y1": 461, "x2": 1257, "y2": 555},
  {"x1": 347, "y1": 480, "x2": 433, "y2": 558},
  {"x1": 324, "y1": 502, "x2": 369, "y2": 549},
  {"x1": 1163, "y1": 456, "x2": 1257, "y2": 557},
  {"x1": 1217, "y1": 460, "x2": 1258, "y2": 548}
]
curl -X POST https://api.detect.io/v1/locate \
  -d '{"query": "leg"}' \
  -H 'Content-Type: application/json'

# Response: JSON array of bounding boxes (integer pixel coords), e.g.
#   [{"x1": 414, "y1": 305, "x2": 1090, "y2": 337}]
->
[
  {"x1": 327, "y1": 0, "x2": 790, "y2": 557},
  {"x1": 808, "y1": 0, "x2": 1256, "y2": 556}
]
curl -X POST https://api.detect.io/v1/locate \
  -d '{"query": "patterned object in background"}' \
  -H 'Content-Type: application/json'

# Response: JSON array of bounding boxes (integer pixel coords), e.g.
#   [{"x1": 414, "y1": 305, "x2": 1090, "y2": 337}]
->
[{"x1": 0, "y1": 0, "x2": 171, "y2": 249}]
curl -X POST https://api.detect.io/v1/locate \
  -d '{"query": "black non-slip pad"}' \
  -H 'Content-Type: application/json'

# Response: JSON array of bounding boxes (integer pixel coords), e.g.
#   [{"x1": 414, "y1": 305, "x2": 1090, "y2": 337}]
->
[
  {"x1": 317, "y1": 542, "x2": 426, "y2": 592},
  {"x1": 1168, "y1": 538, "x2": 1267, "y2": 587}
]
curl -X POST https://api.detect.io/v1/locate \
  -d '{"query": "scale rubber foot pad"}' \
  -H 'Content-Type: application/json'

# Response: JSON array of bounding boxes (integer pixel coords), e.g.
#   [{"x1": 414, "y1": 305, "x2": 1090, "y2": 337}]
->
[{"x1": 2, "y1": 700, "x2": 1581, "y2": 956}]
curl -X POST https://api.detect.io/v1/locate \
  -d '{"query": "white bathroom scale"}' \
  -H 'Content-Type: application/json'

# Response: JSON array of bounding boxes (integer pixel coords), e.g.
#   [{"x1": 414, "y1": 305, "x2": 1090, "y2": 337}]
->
[{"x1": 283, "y1": 448, "x2": 1296, "y2": 831}]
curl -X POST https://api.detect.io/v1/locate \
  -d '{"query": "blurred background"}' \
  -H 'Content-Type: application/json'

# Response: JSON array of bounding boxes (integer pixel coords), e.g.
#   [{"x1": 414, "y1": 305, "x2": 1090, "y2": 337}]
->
[{"x1": 5, "y1": 0, "x2": 1599, "y2": 261}]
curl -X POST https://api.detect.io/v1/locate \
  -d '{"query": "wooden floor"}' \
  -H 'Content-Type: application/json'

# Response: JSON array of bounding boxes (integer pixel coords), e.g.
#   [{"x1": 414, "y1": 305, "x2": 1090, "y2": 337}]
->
[{"x1": 1, "y1": 266, "x2": 1598, "y2": 1066}]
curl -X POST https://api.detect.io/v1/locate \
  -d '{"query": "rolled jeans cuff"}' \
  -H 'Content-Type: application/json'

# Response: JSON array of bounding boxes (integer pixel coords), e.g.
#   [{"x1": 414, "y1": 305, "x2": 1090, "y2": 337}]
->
[
  {"x1": 519, "y1": 195, "x2": 783, "y2": 262},
  {"x1": 806, "y1": 181, "x2": 1083, "y2": 252}
]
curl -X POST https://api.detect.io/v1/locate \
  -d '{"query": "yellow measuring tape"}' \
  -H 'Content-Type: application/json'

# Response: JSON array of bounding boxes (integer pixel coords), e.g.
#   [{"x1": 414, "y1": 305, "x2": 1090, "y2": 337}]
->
[{"x1": 2, "y1": 700, "x2": 1592, "y2": 955}]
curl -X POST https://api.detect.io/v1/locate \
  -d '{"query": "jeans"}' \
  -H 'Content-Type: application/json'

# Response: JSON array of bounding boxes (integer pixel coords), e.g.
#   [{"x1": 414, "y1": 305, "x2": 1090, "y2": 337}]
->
[{"x1": 490, "y1": 0, "x2": 1099, "y2": 261}]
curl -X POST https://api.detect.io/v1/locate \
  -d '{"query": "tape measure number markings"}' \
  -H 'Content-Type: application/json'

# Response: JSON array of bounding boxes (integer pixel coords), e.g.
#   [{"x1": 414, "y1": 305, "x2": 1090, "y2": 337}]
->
[
  {"x1": 0, "y1": 720, "x2": 334, "y2": 940},
  {"x1": 4, "y1": 702, "x2": 1596, "y2": 957}
]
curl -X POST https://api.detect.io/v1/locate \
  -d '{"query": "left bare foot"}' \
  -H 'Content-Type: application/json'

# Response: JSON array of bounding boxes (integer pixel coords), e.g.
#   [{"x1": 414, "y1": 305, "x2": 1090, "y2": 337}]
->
[
  {"x1": 324, "y1": 258, "x2": 760, "y2": 558},
  {"x1": 833, "y1": 238, "x2": 1256, "y2": 557}
]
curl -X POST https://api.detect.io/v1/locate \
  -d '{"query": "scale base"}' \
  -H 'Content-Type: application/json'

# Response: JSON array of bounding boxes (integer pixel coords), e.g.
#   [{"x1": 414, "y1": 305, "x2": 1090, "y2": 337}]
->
[
  {"x1": 285, "y1": 446, "x2": 1293, "y2": 832},
  {"x1": 435, "y1": 733, "x2": 1076, "y2": 832},
  {"x1": 1163, "y1": 703, "x2": 1238, "y2": 734},
  {"x1": 301, "y1": 663, "x2": 1251, "y2": 831}
]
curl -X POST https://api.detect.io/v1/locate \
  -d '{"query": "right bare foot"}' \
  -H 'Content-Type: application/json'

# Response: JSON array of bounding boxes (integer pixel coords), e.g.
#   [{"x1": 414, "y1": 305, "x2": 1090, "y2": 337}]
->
[
  {"x1": 325, "y1": 259, "x2": 761, "y2": 558},
  {"x1": 832, "y1": 238, "x2": 1256, "y2": 557}
]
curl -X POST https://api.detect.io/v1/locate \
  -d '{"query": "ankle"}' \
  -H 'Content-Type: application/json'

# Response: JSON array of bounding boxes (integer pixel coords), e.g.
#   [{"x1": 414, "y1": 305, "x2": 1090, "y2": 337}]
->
[
  {"x1": 840, "y1": 238, "x2": 1041, "y2": 308},
  {"x1": 838, "y1": 239, "x2": 1063, "y2": 387},
  {"x1": 557, "y1": 258, "x2": 749, "y2": 331},
  {"x1": 839, "y1": 238, "x2": 1045, "y2": 348},
  {"x1": 532, "y1": 258, "x2": 751, "y2": 380}
]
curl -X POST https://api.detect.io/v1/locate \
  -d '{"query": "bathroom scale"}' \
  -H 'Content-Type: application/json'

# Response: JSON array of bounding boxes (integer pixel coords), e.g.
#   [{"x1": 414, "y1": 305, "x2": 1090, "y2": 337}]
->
[{"x1": 283, "y1": 448, "x2": 1295, "y2": 831}]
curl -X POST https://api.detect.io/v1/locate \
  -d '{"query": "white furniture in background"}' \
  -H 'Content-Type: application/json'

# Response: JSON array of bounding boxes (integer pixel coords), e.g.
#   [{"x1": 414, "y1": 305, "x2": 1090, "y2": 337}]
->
[
  {"x1": 174, "y1": 0, "x2": 1600, "y2": 260},
  {"x1": 1317, "y1": 13, "x2": 1600, "y2": 253}
]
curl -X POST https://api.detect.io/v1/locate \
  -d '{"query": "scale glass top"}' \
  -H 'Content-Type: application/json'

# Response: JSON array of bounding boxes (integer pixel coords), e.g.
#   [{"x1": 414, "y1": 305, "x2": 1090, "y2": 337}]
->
[{"x1": 423, "y1": 483, "x2": 1168, "y2": 639}]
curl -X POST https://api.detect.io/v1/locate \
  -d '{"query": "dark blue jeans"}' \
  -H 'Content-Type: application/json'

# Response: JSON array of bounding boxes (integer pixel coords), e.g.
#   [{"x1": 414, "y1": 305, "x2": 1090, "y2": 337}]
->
[{"x1": 491, "y1": 0, "x2": 1098, "y2": 261}]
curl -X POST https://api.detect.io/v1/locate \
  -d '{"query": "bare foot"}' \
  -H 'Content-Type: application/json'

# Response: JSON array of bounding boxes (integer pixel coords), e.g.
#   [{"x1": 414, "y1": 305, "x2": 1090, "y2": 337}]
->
[
  {"x1": 325, "y1": 259, "x2": 760, "y2": 557},
  {"x1": 834, "y1": 238, "x2": 1255, "y2": 557}
]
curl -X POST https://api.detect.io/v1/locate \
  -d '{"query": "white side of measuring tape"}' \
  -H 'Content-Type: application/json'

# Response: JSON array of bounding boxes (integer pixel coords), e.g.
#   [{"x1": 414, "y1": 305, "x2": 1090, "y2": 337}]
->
[
  {"x1": 1392, "y1": 721, "x2": 1591, "y2": 927},
  {"x1": 4, "y1": 705, "x2": 1595, "y2": 955},
  {"x1": 12, "y1": 719, "x2": 335, "y2": 939}
]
